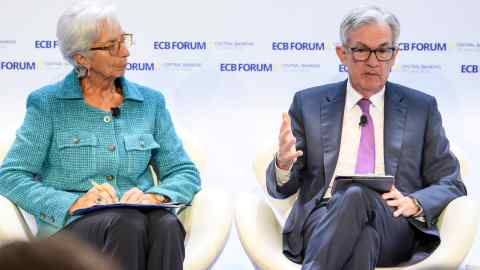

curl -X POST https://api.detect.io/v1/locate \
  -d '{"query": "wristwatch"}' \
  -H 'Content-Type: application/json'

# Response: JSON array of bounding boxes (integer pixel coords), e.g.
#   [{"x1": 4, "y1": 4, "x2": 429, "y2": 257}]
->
[{"x1": 409, "y1": 196, "x2": 424, "y2": 217}]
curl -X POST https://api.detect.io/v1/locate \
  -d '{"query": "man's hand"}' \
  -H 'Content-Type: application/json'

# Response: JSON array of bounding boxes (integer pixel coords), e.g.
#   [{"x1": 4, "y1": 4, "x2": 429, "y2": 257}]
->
[
  {"x1": 382, "y1": 186, "x2": 420, "y2": 218},
  {"x1": 277, "y1": 112, "x2": 303, "y2": 170}
]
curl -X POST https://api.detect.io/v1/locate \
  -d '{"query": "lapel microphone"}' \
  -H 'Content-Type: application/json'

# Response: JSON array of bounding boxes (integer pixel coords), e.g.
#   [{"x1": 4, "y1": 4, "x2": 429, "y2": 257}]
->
[
  {"x1": 111, "y1": 107, "x2": 121, "y2": 118},
  {"x1": 359, "y1": 115, "x2": 368, "y2": 127}
]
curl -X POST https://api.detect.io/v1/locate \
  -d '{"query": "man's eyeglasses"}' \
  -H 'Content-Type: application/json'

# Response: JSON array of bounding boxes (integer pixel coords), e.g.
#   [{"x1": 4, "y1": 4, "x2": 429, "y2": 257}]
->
[
  {"x1": 345, "y1": 46, "x2": 397, "y2": 62},
  {"x1": 90, "y1": 33, "x2": 133, "y2": 56}
]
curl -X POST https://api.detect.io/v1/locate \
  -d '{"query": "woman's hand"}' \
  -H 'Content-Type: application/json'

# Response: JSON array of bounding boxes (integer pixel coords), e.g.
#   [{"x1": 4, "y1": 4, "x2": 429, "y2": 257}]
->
[
  {"x1": 120, "y1": 188, "x2": 169, "y2": 205},
  {"x1": 68, "y1": 183, "x2": 118, "y2": 214}
]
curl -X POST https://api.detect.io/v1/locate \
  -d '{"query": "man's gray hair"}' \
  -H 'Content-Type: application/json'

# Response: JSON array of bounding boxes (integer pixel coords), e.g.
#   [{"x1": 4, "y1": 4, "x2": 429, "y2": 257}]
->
[
  {"x1": 56, "y1": 1, "x2": 119, "y2": 77},
  {"x1": 340, "y1": 6, "x2": 400, "y2": 46}
]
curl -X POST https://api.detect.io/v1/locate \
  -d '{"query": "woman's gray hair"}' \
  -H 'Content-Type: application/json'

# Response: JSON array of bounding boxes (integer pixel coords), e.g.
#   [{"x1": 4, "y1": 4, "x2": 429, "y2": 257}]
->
[
  {"x1": 56, "y1": 1, "x2": 119, "y2": 77},
  {"x1": 340, "y1": 6, "x2": 400, "y2": 46}
]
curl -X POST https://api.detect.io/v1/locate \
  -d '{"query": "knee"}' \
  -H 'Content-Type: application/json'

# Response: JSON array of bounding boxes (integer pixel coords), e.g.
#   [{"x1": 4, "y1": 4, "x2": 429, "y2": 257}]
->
[
  {"x1": 342, "y1": 185, "x2": 368, "y2": 206},
  {"x1": 149, "y1": 210, "x2": 185, "y2": 236},
  {"x1": 102, "y1": 209, "x2": 148, "y2": 237}
]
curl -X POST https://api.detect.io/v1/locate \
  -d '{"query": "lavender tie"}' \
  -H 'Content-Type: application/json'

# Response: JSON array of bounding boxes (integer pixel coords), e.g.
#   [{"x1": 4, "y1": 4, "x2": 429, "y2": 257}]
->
[{"x1": 355, "y1": 99, "x2": 375, "y2": 174}]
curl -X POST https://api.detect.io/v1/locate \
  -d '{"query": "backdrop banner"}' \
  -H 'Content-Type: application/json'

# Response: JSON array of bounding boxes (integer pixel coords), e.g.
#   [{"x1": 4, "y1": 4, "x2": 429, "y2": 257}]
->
[{"x1": 1, "y1": 1, "x2": 479, "y2": 269}]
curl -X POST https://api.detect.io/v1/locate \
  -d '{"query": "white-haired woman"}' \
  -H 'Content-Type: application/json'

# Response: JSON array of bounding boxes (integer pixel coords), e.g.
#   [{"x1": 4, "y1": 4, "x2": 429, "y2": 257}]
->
[{"x1": 0, "y1": 1, "x2": 201, "y2": 270}]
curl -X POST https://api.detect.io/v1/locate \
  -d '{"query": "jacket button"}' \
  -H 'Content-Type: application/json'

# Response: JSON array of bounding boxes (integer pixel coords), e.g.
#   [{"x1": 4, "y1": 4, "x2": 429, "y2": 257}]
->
[
  {"x1": 107, "y1": 144, "x2": 116, "y2": 152},
  {"x1": 73, "y1": 137, "x2": 80, "y2": 144},
  {"x1": 103, "y1": 116, "x2": 112, "y2": 123},
  {"x1": 106, "y1": 175, "x2": 114, "y2": 181}
]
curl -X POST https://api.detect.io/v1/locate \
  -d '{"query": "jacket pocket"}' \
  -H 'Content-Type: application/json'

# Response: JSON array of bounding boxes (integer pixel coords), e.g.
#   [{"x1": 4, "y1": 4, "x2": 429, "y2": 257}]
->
[
  {"x1": 124, "y1": 134, "x2": 160, "y2": 176},
  {"x1": 57, "y1": 131, "x2": 98, "y2": 174}
]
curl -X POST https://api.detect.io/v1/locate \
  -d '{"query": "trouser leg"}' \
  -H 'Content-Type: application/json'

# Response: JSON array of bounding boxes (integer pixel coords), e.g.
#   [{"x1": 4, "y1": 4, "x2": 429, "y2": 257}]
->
[
  {"x1": 341, "y1": 225, "x2": 379, "y2": 270},
  {"x1": 146, "y1": 209, "x2": 185, "y2": 270},
  {"x1": 302, "y1": 185, "x2": 415, "y2": 270},
  {"x1": 62, "y1": 209, "x2": 148, "y2": 270}
]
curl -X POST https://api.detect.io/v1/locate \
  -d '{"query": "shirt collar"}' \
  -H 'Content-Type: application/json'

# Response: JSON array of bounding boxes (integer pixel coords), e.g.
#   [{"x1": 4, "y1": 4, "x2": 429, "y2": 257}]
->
[
  {"x1": 56, "y1": 70, "x2": 144, "y2": 102},
  {"x1": 345, "y1": 78, "x2": 385, "y2": 111}
]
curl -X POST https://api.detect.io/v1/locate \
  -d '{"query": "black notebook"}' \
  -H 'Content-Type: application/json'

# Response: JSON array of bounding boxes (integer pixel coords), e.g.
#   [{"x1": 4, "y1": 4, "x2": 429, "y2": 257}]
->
[
  {"x1": 72, "y1": 202, "x2": 190, "y2": 216},
  {"x1": 332, "y1": 175, "x2": 395, "y2": 194}
]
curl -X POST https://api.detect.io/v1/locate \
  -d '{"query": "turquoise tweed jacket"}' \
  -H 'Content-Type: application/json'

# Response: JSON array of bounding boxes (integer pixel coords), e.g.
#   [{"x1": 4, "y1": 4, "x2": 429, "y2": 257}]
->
[{"x1": 0, "y1": 71, "x2": 201, "y2": 236}]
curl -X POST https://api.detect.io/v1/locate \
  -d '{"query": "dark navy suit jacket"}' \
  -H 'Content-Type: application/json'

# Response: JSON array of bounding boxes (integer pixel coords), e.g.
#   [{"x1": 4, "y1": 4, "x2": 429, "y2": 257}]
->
[{"x1": 266, "y1": 80, "x2": 467, "y2": 264}]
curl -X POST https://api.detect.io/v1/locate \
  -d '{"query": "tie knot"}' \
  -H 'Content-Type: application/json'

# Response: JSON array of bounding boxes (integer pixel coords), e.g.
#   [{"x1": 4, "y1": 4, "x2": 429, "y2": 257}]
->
[{"x1": 357, "y1": 98, "x2": 371, "y2": 114}]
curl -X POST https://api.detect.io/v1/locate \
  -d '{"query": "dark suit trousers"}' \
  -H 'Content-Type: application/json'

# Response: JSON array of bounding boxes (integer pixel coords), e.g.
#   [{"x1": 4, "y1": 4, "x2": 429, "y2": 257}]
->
[
  {"x1": 61, "y1": 208, "x2": 185, "y2": 270},
  {"x1": 302, "y1": 185, "x2": 416, "y2": 270}
]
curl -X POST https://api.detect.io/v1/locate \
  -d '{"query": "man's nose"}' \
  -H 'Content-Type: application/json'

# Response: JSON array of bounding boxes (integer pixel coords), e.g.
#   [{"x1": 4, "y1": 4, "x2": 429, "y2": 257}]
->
[{"x1": 365, "y1": 51, "x2": 380, "y2": 67}]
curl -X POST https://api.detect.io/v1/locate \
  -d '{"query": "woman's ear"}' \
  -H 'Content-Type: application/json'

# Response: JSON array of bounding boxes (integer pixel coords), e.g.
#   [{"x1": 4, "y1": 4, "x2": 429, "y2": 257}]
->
[{"x1": 73, "y1": 53, "x2": 90, "y2": 70}]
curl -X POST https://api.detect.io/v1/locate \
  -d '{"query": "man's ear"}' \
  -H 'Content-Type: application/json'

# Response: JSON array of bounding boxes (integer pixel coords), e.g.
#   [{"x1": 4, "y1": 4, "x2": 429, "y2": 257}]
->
[
  {"x1": 336, "y1": 45, "x2": 347, "y2": 65},
  {"x1": 390, "y1": 48, "x2": 400, "y2": 66},
  {"x1": 73, "y1": 53, "x2": 90, "y2": 70}
]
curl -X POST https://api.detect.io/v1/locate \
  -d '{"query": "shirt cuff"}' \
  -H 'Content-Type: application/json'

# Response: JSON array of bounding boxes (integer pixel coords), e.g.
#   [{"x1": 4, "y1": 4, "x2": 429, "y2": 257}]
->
[
  {"x1": 410, "y1": 196, "x2": 426, "y2": 222},
  {"x1": 274, "y1": 153, "x2": 293, "y2": 186}
]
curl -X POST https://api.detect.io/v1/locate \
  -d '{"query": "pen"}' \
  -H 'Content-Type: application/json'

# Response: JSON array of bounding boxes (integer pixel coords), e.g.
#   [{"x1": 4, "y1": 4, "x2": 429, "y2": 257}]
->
[
  {"x1": 90, "y1": 180, "x2": 104, "y2": 191},
  {"x1": 90, "y1": 180, "x2": 118, "y2": 202}
]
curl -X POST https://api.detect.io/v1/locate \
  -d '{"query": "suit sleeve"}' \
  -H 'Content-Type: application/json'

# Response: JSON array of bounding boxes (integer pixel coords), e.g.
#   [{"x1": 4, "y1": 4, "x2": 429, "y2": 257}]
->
[
  {"x1": 409, "y1": 97, "x2": 467, "y2": 226},
  {"x1": 266, "y1": 92, "x2": 306, "y2": 199},
  {"x1": 0, "y1": 92, "x2": 80, "y2": 229},
  {"x1": 146, "y1": 96, "x2": 201, "y2": 204}
]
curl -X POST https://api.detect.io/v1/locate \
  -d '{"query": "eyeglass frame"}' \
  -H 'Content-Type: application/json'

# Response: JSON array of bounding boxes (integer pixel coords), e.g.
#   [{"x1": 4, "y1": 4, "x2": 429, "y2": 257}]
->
[
  {"x1": 344, "y1": 45, "x2": 398, "y2": 62},
  {"x1": 90, "y1": 33, "x2": 134, "y2": 56}
]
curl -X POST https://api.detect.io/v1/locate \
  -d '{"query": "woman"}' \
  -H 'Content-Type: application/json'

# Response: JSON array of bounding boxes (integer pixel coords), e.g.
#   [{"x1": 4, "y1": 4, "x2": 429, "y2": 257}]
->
[{"x1": 0, "y1": 1, "x2": 201, "y2": 270}]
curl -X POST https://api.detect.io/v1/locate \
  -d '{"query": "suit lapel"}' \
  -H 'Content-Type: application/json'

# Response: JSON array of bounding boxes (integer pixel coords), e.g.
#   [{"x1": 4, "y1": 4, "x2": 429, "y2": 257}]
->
[
  {"x1": 320, "y1": 81, "x2": 347, "y2": 184},
  {"x1": 384, "y1": 82, "x2": 407, "y2": 177}
]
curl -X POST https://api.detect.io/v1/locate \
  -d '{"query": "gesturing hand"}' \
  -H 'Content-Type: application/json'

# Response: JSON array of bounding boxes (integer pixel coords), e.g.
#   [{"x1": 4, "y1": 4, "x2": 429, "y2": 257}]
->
[
  {"x1": 276, "y1": 112, "x2": 303, "y2": 170},
  {"x1": 382, "y1": 186, "x2": 420, "y2": 218}
]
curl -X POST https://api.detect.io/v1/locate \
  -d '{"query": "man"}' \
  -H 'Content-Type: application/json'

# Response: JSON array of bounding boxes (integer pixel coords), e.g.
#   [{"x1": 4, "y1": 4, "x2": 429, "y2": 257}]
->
[{"x1": 266, "y1": 6, "x2": 466, "y2": 270}]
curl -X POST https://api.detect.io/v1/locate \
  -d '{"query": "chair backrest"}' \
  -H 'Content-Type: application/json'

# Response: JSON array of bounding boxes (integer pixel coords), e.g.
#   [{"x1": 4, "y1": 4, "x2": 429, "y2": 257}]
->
[
  {"x1": 253, "y1": 144, "x2": 298, "y2": 227},
  {"x1": 149, "y1": 129, "x2": 206, "y2": 185},
  {"x1": 253, "y1": 143, "x2": 467, "y2": 228},
  {"x1": 0, "y1": 144, "x2": 10, "y2": 164}
]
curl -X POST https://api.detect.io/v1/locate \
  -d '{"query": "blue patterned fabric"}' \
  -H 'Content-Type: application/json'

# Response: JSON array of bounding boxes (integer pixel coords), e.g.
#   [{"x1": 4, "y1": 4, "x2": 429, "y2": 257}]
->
[{"x1": 0, "y1": 71, "x2": 201, "y2": 236}]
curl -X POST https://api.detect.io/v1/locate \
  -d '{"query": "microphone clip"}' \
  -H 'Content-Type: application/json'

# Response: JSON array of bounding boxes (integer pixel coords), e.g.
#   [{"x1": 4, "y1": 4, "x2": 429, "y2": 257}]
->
[
  {"x1": 359, "y1": 115, "x2": 368, "y2": 127},
  {"x1": 111, "y1": 107, "x2": 121, "y2": 118}
]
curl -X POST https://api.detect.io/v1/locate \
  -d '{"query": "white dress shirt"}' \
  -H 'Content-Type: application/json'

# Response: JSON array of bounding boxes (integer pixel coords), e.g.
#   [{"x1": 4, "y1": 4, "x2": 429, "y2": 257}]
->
[{"x1": 276, "y1": 79, "x2": 386, "y2": 198}]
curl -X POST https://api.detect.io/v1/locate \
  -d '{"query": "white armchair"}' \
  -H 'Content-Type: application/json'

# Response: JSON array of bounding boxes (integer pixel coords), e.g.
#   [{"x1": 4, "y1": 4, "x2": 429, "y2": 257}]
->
[
  {"x1": 0, "y1": 132, "x2": 233, "y2": 270},
  {"x1": 235, "y1": 144, "x2": 479, "y2": 270}
]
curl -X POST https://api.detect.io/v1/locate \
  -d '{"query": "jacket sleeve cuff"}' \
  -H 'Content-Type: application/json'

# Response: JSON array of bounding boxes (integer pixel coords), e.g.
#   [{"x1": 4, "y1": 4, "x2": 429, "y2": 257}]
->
[
  {"x1": 41, "y1": 192, "x2": 81, "y2": 228},
  {"x1": 274, "y1": 153, "x2": 293, "y2": 186}
]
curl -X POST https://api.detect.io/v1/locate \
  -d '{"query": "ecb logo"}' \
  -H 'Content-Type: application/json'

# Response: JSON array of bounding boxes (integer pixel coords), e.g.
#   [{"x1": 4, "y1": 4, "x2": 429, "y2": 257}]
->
[
  {"x1": 126, "y1": 62, "x2": 155, "y2": 71},
  {"x1": 35, "y1": 40, "x2": 58, "y2": 49},
  {"x1": 461, "y1": 65, "x2": 478, "y2": 73},
  {"x1": 153, "y1": 41, "x2": 207, "y2": 50},
  {"x1": 0, "y1": 61, "x2": 36, "y2": 71},
  {"x1": 220, "y1": 63, "x2": 272, "y2": 72},
  {"x1": 398, "y1": 42, "x2": 447, "y2": 52}
]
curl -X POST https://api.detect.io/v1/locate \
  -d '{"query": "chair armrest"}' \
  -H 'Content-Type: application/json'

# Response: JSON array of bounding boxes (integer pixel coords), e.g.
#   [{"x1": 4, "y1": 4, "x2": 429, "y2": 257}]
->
[
  {"x1": 235, "y1": 192, "x2": 300, "y2": 270},
  {"x1": 378, "y1": 196, "x2": 480, "y2": 270},
  {"x1": 179, "y1": 189, "x2": 233, "y2": 270},
  {"x1": 410, "y1": 196, "x2": 479, "y2": 270},
  {"x1": 0, "y1": 195, "x2": 31, "y2": 243}
]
